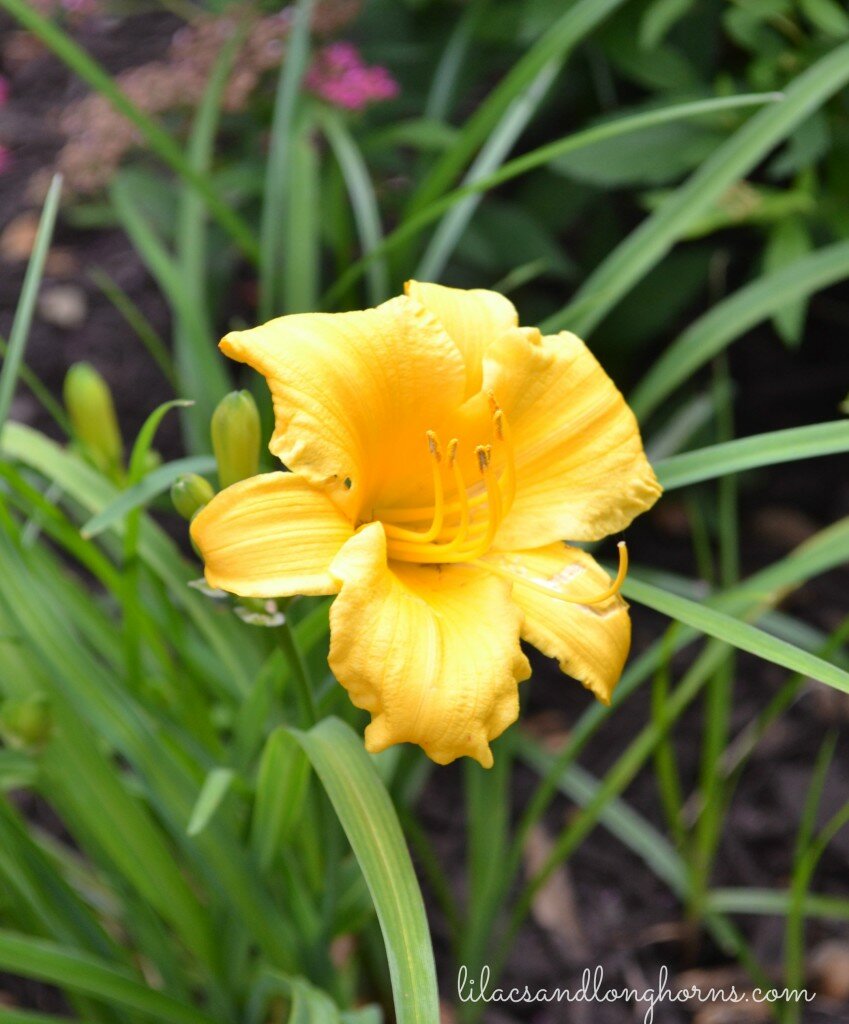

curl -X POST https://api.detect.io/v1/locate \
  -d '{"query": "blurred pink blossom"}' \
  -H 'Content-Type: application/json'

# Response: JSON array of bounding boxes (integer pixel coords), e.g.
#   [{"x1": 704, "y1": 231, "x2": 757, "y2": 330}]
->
[{"x1": 305, "y1": 42, "x2": 398, "y2": 111}]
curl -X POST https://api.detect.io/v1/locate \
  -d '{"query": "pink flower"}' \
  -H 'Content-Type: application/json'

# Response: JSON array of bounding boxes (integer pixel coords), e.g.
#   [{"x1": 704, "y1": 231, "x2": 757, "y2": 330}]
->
[{"x1": 306, "y1": 42, "x2": 398, "y2": 112}]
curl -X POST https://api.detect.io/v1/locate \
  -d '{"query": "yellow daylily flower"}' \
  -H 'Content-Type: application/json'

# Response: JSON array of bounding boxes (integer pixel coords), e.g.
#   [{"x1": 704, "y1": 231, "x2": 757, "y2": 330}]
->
[{"x1": 191, "y1": 282, "x2": 662, "y2": 767}]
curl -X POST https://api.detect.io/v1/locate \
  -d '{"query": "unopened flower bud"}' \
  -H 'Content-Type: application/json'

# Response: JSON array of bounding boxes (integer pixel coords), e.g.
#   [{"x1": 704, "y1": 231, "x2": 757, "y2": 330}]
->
[
  {"x1": 211, "y1": 390, "x2": 261, "y2": 489},
  {"x1": 63, "y1": 362, "x2": 123, "y2": 477},
  {"x1": 0, "y1": 694, "x2": 53, "y2": 751},
  {"x1": 171, "y1": 474, "x2": 215, "y2": 520}
]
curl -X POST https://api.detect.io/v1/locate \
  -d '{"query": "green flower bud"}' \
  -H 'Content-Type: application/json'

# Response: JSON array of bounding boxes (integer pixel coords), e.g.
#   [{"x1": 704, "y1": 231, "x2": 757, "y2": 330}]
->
[
  {"x1": 63, "y1": 362, "x2": 123, "y2": 477},
  {"x1": 211, "y1": 390, "x2": 261, "y2": 489},
  {"x1": 171, "y1": 474, "x2": 215, "y2": 521},
  {"x1": 0, "y1": 694, "x2": 53, "y2": 751}
]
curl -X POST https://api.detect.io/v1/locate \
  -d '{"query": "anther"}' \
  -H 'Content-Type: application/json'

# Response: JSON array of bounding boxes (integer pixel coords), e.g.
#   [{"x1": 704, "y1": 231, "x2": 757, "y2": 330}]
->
[
  {"x1": 426, "y1": 429, "x2": 442, "y2": 462},
  {"x1": 493, "y1": 408, "x2": 504, "y2": 441},
  {"x1": 447, "y1": 438, "x2": 459, "y2": 465}
]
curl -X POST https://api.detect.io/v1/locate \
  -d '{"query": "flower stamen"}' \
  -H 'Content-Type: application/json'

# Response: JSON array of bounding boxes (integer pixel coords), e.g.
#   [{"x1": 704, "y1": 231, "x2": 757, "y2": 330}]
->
[
  {"x1": 381, "y1": 431, "x2": 446, "y2": 544},
  {"x1": 476, "y1": 542, "x2": 629, "y2": 606},
  {"x1": 378, "y1": 400, "x2": 516, "y2": 564}
]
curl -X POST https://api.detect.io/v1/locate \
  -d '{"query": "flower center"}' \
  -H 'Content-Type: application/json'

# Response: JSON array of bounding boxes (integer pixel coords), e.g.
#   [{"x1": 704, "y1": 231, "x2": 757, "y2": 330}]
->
[{"x1": 374, "y1": 394, "x2": 515, "y2": 565}]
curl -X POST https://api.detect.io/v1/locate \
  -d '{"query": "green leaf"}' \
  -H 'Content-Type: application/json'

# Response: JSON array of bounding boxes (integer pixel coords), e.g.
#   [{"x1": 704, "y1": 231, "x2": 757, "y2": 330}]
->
[
  {"x1": 0, "y1": 751, "x2": 38, "y2": 791},
  {"x1": 544, "y1": 41, "x2": 849, "y2": 334},
  {"x1": 250, "y1": 728, "x2": 310, "y2": 871},
  {"x1": 551, "y1": 116, "x2": 720, "y2": 187},
  {"x1": 324, "y1": 93, "x2": 780, "y2": 306},
  {"x1": 1, "y1": 423, "x2": 253, "y2": 694},
  {"x1": 247, "y1": 970, "x2": 349, "y2": 1024},
  {"x1": 110, "y1": 179, "x2": 226, "y2": 450},
  {"x1": 801, "y1": 0, "x2": 849, "y2": 37},
  {"x1": 80, "y1": 456, "x2": 215, "y2": 539},
  {"x1": 319, "y1": 108, "x2": 389, "y2": 304},
  {"x1": 291, "y1": 719, "x2": 439, "y2": 1024},
  {"x1": 186, "y1": 768, "x2": 236, "y2": 838},
  {"x1": 763, "y1": 218, "x2": 813, "y2": 346},
  {"x1": 173, "y1": 32, "x2": 244, "y2": 451},
  {"x1": 622, "y1": 575, "x2": 849, "y2": 695},
  {"x1": 631, "y1": 239, "x2": 849, "y2": 420},
  {"x1": 516, "y1": 734, "x2": 688, "y2": 896},
  {"x1": 415, "y1": 61, "x2": 559, "y2": 281},
  {"x1": 654, "y1": 421, "x2": 849, "y2": 489},
  {"x1": 0, "y1": 175, "x2": 62, "y2": 438},
  {"x1": 639, "y1": 0, "x2": 696, "y2": 48},
  {"x1": 0, "y1": 930, "x2": 217, "y2": 1024},
  {"x1": 283, "y1": 117, "x2": 321, "y2": 315},
  {"x1": 259, "y1": 0, "x2": 315, "y2": 320},
  {"x1": 409, "y1": 0, "x2": 631, "y2": 214}
]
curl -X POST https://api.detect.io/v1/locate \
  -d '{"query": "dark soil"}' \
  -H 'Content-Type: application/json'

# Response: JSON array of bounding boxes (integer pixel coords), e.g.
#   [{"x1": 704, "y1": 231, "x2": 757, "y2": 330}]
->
[{"x1": 2, "y1": 12, "x2": 849, "y2": 1024}]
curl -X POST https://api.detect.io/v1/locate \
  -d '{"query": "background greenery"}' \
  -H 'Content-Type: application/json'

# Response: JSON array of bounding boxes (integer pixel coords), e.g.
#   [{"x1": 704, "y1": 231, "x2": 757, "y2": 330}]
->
[{"x1": 0, "y1": 0, "x2": 848, "y2": 1021}]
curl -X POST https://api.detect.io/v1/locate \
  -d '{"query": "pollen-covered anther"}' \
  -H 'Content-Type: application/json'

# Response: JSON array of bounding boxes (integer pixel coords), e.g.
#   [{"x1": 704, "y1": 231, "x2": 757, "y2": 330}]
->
[{"x1": 380, "y1": 407, "x2": 519, "y2": 564}]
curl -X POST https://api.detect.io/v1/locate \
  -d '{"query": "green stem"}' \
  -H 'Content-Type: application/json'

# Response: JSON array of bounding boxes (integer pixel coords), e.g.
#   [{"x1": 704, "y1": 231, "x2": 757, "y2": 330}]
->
[{"x1": 276, "y1": 608, "x2": 318, "y2": 728}]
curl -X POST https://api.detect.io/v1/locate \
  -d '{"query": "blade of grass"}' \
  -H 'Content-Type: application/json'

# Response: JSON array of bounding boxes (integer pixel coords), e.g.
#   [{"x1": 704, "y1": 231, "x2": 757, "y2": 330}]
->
[
  {"x1": 259, "y1": 0, "x2": 315, "y2": 320},
  {"x1": 0, "y1": 931, "x2": 217, "y2": 1024},
  {"x1": 282, "y1": 115, "x2": 321, "y2": 314},
  {"x1": 323, "y1": 92, "x2": 782, "y2": 306},
  {"x1": 623, "y1": 573, "x2": 849, "y2": 694},
  {"x1": 708, "y1": 888, "x2": 849, "y2": 921},
  {"x1": 88, "y1": 269, "x2": 175, "y2": 388},
  {"x1": 174, "y1": 28, "x2": 244, "y2": 448},
  {"x1": 632, "y1": 239, "x2": 849, "y2": 420},
  {"x1": 543, "y1": 41, "x2": 849, "y2": 334},
  {"x1": 122, "y1": 400, "x2": 194, "y2": 689},
  {"x1": 507, "y1": 515, "x2": 849, "y2": 914},
  {"x1": 1, "y1": 422, "x2": 253, "y2": 694},
  {"x1": 0, "y1": 175, "x2": 62, "y2": 438},
  {"x1": 110, "y1": 177, "x2": 226, "y2": 450},
  {"x1": 318, "y1": 108, "x2": 389, "y2": 304},
  {"x1": 0, "y1": 335, "x2": 70, "y2": 435},
  {"x1": 0, "y1": 0, "x2": 258, "y2": 261},
  {"x1": 407, "y1": 0, "x2": 630, "y2": 215},
  {"x1": 655, "y1": 420, "x2": 849, "y2": 490},
  {"x1": 80, "y1": 455, "x2": 215, "y2": 539},
  {"x1": 784, "y1": 734, "x2": 838, "y2": 1024},
  {"x1": 415, "y1": 61, "x2": 559, "y2": 282},
  {"x1": 650, "y1": 630, "x2": 688, "y2": 849},
  {"x1": 425, "y1": 0, "x2": 485, "y2": 122},
  {"x1": 689, "y1": 358, "x2": 738, "y2": 929},
  {"x1": 515, "y1": 734, "x2": 689, "y2": 896},
  {"x1": 291, "y1": 718, "x2": 439, "y2": 1024},
  {"x1": 461, "y1": 735, "x2": 513, "y2": 984},
  {"x1": 500, "y1": 641, "x2": 772, "y2": 996}
]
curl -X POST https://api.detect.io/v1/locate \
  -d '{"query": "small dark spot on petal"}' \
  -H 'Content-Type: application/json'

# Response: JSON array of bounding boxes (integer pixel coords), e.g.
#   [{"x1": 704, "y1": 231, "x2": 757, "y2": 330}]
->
[{"x1": 343, "y1": 477, "x2": 352, "y2": 490}]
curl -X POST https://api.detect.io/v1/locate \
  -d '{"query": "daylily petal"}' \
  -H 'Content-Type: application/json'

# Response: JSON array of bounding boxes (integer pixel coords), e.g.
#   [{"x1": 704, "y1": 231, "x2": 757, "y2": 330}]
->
[
  {"x1": 486, "y1": 544, "x2": 630, "y2": 704},
  {"x1": 405, "y1": 280, "x2": 518, "y2": 397},
  {"x1": 328, "y1": 522, "x2": 531, "y2": 767},
  {"x1": 220, "y1": 296, "x2": 468, "y2": 518},
  {"x1": 190, "y1": 472, "x2": 353, "y2": 598},
  {"x1": 485, "y1": 330, "x2": 662, "y2": 547}
]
